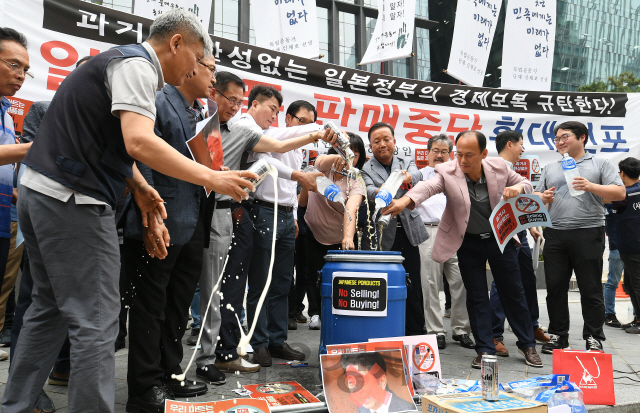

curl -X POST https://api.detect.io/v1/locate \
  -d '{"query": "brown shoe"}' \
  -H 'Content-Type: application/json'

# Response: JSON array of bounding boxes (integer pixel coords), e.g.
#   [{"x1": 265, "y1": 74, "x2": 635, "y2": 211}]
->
[
  {"x1": 494, "y1": 338, "x2": 509, "y2": 357},
  {"x1": 253, "y1": 346, "x2": 272, "y2": 367},
  {"x1": 215, "y1": 357, "x2": 261, "y2": 373},
  {"x1": 471, "y1": 352, "x2": 489, "y2": 369},
  {"x1": 534, "y1": 327, "x2": 550, "y2": 343},
  {"x1": 518, "y1": 347, "x2": 543, "y2": 367}
]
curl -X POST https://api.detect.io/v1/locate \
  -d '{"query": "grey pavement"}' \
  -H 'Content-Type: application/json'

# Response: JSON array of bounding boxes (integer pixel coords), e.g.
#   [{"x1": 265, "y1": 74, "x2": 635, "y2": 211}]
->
[{"x1": 0, "y1": 290, "x2": 638, "y2": 412}]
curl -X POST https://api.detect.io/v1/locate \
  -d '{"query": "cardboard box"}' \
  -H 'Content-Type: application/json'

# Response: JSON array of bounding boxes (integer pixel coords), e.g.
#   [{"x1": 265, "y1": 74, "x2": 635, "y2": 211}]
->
[{"x1": 422, "y1": 391, "x2": 547, "y2": 413}]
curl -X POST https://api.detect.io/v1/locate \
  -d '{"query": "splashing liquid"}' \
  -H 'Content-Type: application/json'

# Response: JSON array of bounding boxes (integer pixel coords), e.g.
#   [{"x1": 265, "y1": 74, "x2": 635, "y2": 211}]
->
[
  {"x1": 354, "y1": 173, "x2": 375, "y2": 251},
  {"x1": 236, "y1": 165, "x2": 279, "y2": 356}
]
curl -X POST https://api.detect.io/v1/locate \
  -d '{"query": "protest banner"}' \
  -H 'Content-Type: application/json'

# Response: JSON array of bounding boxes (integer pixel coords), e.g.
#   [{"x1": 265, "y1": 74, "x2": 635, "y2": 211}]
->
[
  {"x1": 251, "y1": 0, "x2": 320, "y2": 59},
  {"x1": 2, "y1": 0, "x2": 639, "y2": 173},
  {"x1": 165, "y1": 398, "x2": 270, "y2": 413},
  {"x1": 489, "y1": 194, "x2": 552, "y2": 253},
  {"x1": 502, "y1": 0, "x2": 557, "y2": 91},
  {"x1": 242, "y1": 381, "x2": 320, "y2": 407},
  {"x1": 186, "y1": 102, "x2": 223, "y2": 196},
  {"x1": 320, "y1": 349, "x2": 417, "y2": 413},
  {"x1": 133, "y1": 0, "x2": 211, "y2": 29},
  {"x1": 359, "y1": 0, "x2": 417, "y2": 66}
]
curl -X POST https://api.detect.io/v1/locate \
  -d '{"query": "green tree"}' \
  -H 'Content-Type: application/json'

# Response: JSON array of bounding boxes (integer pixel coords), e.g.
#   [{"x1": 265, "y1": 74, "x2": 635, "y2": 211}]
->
[{"x1": 578, "y1": 71, "x2": 640, "y2": 92}]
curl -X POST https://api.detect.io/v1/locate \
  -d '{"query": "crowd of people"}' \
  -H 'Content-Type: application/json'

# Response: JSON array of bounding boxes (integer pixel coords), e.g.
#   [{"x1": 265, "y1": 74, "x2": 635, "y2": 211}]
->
[{"x1": 0, "y1": 7, "x2": 638, "y2": 413}]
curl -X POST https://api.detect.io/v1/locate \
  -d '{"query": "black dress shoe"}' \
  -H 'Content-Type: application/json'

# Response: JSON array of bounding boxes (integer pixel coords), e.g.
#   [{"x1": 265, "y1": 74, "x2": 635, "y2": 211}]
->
[
  {"x1": 436, "y1": 334, "x2": 446, "y2": 350},
  {"x1": 452, "y1": 334, "x2": 475, "y2": 349},
  {"x1": 471, "y1": 352, "x2": 490, "y2": 369},
  {"x1": 253, "y1": 345, "x2": 272, "y2": 367},
  {"x1": 0, "y1": 327, "x2": 11, "y2": 347},
  {"x1": 269, "y1": 342, "x2": 306, "y2": 361},
  {"x1": 288, "y1": 318, "x2": 297, "y2": 330},
  {"x1": 165, "y1": 377, "x2": 208, "y2": 397},
  {"x1": 196, "y1": 364, "x2": 226, "y2": 385},
  {"x1": 126, "y1": 385, "x2": 173, "y2": 413}
]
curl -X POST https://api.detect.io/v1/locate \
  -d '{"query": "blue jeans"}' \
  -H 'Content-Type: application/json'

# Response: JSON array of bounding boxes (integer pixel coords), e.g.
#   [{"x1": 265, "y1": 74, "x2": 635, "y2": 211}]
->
[
  {"x1": 190, "y1": 285, "x2": 200, "y2": 329},
  {"x1": 603, "y1": 249, "x2": 624, "y2": 316}
]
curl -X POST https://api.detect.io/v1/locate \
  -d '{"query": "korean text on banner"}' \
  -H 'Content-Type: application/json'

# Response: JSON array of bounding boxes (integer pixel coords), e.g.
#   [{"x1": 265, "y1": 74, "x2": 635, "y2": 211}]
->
[
  {"x1": 502, "y1": 0, "x2": 557, "y2": 91},
  {"x1": 133, "y1": 0, "x2": 211, "y2": 30},
  {"x1": 447, "y1": 0, "x2": 503, "y2": 86},
  {"x1": 251, "y1": 0, "x2": 320, "y2": 59},
  {"x1": 360, "y1": 0, "x2": 417, "y2": 66},
  {"x1": 489, "y1": 194, "x2": 552, "y2": 253}
]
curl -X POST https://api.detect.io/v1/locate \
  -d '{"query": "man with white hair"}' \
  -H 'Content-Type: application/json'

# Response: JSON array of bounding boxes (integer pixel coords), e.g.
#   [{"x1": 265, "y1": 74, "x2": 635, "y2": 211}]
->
[{"x1": 2, "y1": 9, "x2": 257, "y2": 413}]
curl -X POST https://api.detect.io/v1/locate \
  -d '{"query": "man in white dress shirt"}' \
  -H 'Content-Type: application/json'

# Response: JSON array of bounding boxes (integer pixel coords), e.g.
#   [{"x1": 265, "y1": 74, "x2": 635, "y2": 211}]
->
[{"x1": 416, "y1": 134, "x2": 473, "y2": 351}]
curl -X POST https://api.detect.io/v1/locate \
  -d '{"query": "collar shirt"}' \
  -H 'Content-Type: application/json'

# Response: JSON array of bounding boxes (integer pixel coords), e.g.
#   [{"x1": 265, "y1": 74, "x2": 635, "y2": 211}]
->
[
  {"x1": 465, "y1": 172, "x2": 493, "y2": 234},
  {"x1": 367, "y1": 391, "x2": 392, "y2": 413},
  {"x1": 0, "y1": 98, "x2": 15, "y2": 237},
  {"x1": 415, "y1": 166, "x2": 446, "y2": 224},
  {"x1": 536, "y1": 152, "x2": 623, "y2": 229},
  {"x1": 234, "y1": 113, "x2": 321, "y2": 219}
]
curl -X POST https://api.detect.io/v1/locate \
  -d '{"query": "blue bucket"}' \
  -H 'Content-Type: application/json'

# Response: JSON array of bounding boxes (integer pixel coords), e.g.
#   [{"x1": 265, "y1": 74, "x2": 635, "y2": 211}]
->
[{"x1": 319, "y1": 250, "x2": 407, "y2": 355}]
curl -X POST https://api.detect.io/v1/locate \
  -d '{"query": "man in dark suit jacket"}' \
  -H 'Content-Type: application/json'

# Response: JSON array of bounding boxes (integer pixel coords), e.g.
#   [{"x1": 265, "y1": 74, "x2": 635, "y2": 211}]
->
[
  {"x1": 121, "y1": 55, "x2": 218, "y2": 411},
  {"x1": 361, "y1": 122, "x2": 428, "y2": 336}
]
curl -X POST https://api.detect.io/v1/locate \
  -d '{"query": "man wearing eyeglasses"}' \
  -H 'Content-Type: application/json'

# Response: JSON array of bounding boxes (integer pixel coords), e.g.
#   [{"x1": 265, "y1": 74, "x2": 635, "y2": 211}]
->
[
  {"x1": 0, "y1": 28, "x2": 32, "y2": 365},
  {"x1": 415, "y1": 134, "x2": 473, "y2": 351},
  {"x1": 534, "y1": 121, "x2": 625, "y2": 354},
  {"x1": 120, "y1": 54, "x2": 220, "y2": 411}
]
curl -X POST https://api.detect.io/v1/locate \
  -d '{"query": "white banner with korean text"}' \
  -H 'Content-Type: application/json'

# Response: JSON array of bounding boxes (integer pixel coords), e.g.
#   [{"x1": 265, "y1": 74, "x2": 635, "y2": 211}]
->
[
  {"x1": 359, "y1": 0, "x2": 416, "y2": 66},
  {"x1": 447, "y1": 0, "x2": 503, "y2": 87},
  {"x1": 251, "y1": 0, "x2": 320, "y2": 59},
  {"x1": 502, "y1": 0, "x2": 556, "y2": 91},
  {"x1": 3, "y1": 0, "x2": 639, "y2": 177},
  {"x1": 133, "y1": 0, "x2": 211, "y2": 30}
]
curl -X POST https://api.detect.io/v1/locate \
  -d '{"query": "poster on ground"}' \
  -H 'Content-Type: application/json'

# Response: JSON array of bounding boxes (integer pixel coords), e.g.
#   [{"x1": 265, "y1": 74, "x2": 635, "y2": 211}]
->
[
  {"x1": 489, "y1": 194, "x2": 552, "y2": 252},
  {"x1": 321, "y1": 349, "x2": 417, "y2": 413},
  {"x1": 165, "y1": 398, "x2": 270, "y2": 413},
  {"x1": 243, "y1": 381, "x2": 320, "y2": 407}
]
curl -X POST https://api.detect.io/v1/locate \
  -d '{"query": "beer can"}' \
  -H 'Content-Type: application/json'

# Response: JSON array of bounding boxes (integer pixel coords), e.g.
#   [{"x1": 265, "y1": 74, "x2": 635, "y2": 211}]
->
[
  {"x1": 377, "y1": 214, "x2": 391, "y2": 229},
  {"x1": 243, "y1": 159, "x2": 271, "y2": 194},
  {"x1": 323, "y1": 121, "x2": 355, "y2": 163},
  {"x1": 481, "y1": 355, "x2": 499, "y2": 401}
]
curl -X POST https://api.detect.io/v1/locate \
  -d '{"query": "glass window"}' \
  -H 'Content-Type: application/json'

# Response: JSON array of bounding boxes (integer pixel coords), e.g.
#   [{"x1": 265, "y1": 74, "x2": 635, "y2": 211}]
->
[
  {"x1": 339, "y1": 11, "x2": 357, "y2": 69},
  {"x1": 392, "y1": 58, "x2": 408, "y2": 78},
  {"x1": 363, "y1": 0, "x2": 378, "y2": 7},
  {"x1": 214, "y1": 0, "x2": 239, "y2": 40},
  {"x1": 318, "y1": 7, "x2": 330, "y2": 63},
  {"x1": 86, "y1": 0, "x2": 133, "y2": 13},
  {"x1": 416, "y1": 27, "x2": 430, "y2": 80},
  {"x1": 415, "y1": 0, "x2": 428, "y2": 19}
]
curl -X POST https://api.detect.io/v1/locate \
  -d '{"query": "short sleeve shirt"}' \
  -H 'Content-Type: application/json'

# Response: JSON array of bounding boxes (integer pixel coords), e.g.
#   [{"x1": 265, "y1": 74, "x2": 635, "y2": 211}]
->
[{"x1": 536, "y1": 152, "x2": 623, "y2": 229}]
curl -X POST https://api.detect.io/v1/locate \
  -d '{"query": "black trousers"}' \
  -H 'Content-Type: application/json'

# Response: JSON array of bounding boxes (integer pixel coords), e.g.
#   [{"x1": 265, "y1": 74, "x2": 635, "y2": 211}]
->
[
  {"x1": 305, "y1": 229, "x2": 340, "y2": 318},
  {"x1": 621, "y1": 252, "x2": 640, "y2": 322},
  {"x1": 390, "y1": 226, "x2": 425, "y2": 336},
  {"x1": 457, "y1": 234, "x2": 534, "y2": 354},
  {"x1": 543, "y1": 227, "x2": 605, "y2": 341},
  {"x1": 216, "y1": 205, "x2": 253, "y2": 362},
  {"x1": 289, "y1": 232, "x2": 308, "y2": 318},
  {"x1": 124, "y1": 217, "x2": 203, "y2": 397}
]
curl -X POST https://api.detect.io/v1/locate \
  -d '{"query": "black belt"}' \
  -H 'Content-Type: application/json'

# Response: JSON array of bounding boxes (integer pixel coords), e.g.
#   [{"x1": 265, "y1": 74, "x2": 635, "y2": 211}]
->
[
  {"x1": 425, "y1": 223, "x2": 439, "y2": 227},
  {"x1": 254, "y1": 199, "x2": 294, "y2": 213},
  {"x1": 465, "y1": 232, "x2": 493, "y2": 239},
  {"x1": 215, "y1": 200, "x2": 240, "y2": 210}
]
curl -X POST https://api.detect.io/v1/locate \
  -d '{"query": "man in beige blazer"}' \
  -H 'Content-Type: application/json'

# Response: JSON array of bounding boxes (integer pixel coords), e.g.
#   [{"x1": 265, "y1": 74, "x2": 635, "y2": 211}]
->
[{"x1": 384, "y1": 131, "x2": 543, "y2": 369}]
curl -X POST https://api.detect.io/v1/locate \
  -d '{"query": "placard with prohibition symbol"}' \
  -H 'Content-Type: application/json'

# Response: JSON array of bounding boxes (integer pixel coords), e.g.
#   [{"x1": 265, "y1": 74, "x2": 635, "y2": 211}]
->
[
  {"x1": 489, "y1": 194, "x2": 552, "y2": 253},
  {"x1": 413, "y1": 342, "x2": 436, "y2": 372}
]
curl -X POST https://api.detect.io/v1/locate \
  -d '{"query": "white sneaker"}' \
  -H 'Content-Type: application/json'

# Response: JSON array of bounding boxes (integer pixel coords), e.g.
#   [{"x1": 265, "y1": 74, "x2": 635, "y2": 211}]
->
[
  {"x1": 309, "y1": 315, "x2": 321, "y2": 330},
  {"x1": 0, "y1": 349, "x2": 8, "y2": 361}
]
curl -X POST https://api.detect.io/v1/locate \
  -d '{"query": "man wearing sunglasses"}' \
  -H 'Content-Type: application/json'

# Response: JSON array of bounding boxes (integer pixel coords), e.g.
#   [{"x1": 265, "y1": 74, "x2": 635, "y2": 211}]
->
[{"x1": 534, "y1": 121, "x2": 625, "y2": 355}]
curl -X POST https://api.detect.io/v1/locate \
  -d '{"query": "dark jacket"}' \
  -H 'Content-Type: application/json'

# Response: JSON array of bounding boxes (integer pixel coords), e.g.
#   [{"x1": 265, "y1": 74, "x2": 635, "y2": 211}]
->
[
  {"x1": 21, "y1": 101, "x2": 50, "y2": 143},
  {"x1": 124, "y1": 85, "x2": 204, "y2": 245},
  {"x1": 356, "y1": 389, "x2": 417, "y2": 413}
]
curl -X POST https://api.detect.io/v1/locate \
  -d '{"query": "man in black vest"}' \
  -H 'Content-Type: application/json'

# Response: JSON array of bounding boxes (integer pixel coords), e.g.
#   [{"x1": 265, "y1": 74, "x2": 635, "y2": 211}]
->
[
  {"x1": 2, "y1": 9, "x2": 256, "y2": 413},
  {"x1": 613, "y1": 157, "x2": 640, "y2": 334}
]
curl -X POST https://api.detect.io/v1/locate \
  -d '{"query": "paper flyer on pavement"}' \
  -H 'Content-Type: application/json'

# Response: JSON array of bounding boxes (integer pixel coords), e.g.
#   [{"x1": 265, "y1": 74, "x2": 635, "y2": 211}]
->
[
  {"x1": 489, "y1": 194, "x2": 552, "y2": 253},
  {"x1": 243, "y1": 381, "x2": 320, "y2": 407},
  {"x1": 186, "y1": 100, "x2": 223, "y2": 196},
  {"x1": 326, "y1": 340, "x2": 413, "y2": 395},
  {"x1": 165, "y1": 397, "x2": 270, "y2": 412},
  {"x1": 320, "y1": 349, "x2": 417, "y2": 413},
  {"x1": 369, "y1": 335, "x2": 442, "y2": 394}
]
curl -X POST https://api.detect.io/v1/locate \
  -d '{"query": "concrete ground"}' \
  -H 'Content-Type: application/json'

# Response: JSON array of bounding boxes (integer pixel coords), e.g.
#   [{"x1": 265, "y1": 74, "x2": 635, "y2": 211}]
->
[{"x1": 0, "y1": 290, "x2": 638, "y2": 412}]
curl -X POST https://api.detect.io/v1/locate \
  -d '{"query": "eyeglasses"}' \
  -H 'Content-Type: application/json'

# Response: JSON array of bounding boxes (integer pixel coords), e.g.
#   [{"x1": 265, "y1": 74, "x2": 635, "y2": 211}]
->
[
  {"x1": 554, "y1": 133, "x2": 575, "y2": 144},
  {"x1": 0, "y1": 58, "x2": 33, "y2": 79},
  {"x1": 429, "y1": 149, "x2": 450, "y2": 156},
  {"x1": 218, "y1": 90, "x2": 242, "y2": 108},
  {"x1": 198, "y1": 61, "x2": 217, "y2": 79},
  {"x1": 293, "y1": 115, "x2": 313, "y2": 125}
]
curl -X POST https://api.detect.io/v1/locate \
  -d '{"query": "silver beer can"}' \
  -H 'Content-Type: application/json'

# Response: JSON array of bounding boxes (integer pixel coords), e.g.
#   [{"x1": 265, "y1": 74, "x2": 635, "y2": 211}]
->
[
  {"x1": 323, "y1": 121, "x2": 355, "y2": 163},
  {"x1": 481, "y1": 354, "x2": 499, "y2": 401},
  {"x1": 244, "y1": 159, "x2": 271, "y2": 194}
]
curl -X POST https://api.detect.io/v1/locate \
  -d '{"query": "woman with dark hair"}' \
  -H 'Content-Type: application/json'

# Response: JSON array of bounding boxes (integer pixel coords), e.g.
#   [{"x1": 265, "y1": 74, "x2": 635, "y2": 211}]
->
[{"x1": 301, "y1": 132, "x2": 365, "y2": 329}]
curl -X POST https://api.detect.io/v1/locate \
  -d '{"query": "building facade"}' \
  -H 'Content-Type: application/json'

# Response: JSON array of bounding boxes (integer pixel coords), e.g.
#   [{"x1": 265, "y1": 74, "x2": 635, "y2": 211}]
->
[{"x1": 93, "y1": 0, "x2": 640, "y2": 91}]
